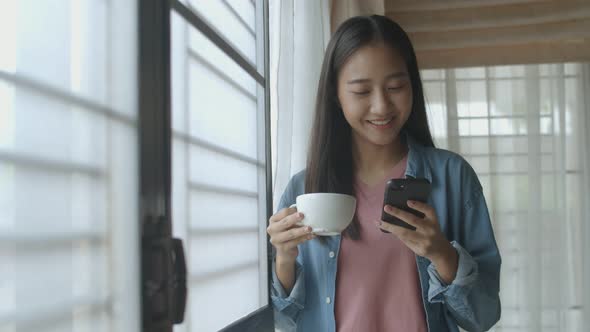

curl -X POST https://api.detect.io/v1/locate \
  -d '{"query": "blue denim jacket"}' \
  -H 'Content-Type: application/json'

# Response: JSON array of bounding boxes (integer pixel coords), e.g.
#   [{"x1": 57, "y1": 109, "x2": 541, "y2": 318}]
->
[{"x1": 271, "y1": 136, "x2": 502, "y2": 332}]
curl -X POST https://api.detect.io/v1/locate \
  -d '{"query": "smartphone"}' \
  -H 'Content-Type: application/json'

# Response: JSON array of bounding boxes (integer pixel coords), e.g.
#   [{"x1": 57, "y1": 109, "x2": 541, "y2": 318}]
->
[{"x1": 381, "y1": 177, "x2": 431, "y2": 232}]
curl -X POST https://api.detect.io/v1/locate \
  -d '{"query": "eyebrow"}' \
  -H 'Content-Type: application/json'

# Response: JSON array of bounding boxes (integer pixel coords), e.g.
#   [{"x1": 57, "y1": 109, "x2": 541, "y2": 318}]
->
[{"x1": 346, "y1": 72, "x2": 408, "y2": 84}]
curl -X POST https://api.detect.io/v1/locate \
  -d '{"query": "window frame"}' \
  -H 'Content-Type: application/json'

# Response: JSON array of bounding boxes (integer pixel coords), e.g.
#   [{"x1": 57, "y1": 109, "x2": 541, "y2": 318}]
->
[{"x1": 139, "y1": 0, "x2": 274, "y2": 331}]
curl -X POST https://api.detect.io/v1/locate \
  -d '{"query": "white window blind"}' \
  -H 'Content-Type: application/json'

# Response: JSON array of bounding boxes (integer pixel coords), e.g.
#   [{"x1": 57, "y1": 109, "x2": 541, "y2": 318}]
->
[
  {"x1": 170, "y1": 1, "x2": 269, "y2": 331},
  {"x1": 0, "y1": 1, "x2": 139, "y2": 332},
  {"x1": 423, "y1": 63, "x2": 588, "y2": 332}
]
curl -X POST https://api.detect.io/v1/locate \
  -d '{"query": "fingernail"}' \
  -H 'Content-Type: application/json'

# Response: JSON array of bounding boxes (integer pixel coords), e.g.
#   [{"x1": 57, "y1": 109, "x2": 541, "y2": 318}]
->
[
  {"x1": 407, "y1": 200, "x2": 414, "y2": 206},
  {"x1": 298, "y1": 212, "x2": 304, "y2": 218},
  {"x1": 306, "y1": 226, "x2": 312, "y2": 232}
]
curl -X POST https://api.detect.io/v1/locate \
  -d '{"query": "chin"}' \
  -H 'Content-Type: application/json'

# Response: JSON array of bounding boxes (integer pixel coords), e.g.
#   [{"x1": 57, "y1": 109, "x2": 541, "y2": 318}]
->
[
  {"x1": 372, "y1": 130, "x2": 401, "y2": 144},
  {"x1": 354, "y1": 127, "x2": 400, "y2": 146},
  {"x1": 367, "y1": 135, "x2": 397, "y2": 146}
]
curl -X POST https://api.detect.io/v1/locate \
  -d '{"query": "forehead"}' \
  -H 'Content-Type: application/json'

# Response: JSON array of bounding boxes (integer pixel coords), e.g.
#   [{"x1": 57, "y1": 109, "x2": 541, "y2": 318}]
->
[{"x1": 338, "y1": 44, "x2": 407, "y2": 79}]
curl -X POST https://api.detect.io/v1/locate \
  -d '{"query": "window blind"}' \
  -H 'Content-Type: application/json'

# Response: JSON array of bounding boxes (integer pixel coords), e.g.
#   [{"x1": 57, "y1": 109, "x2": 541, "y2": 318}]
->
[
  {"x1": 170, "y1": 1, "x2": 270, "y2": 331},
  {"x1": 0, "y1": 1, "x2": 139, "y2": 331}
]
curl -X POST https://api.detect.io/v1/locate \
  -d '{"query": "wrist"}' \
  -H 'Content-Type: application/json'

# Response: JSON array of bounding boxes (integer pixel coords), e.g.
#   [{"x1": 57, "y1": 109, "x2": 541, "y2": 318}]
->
[
  {"x1": 430, "y1": 242, "x2": 459, "y2": 284},
  {"x1": 430, "y1": 241, "x2": 457, "y2": 268},
  {"x1": 275, "y1": 253, "x2": 296, "y2": 266}
]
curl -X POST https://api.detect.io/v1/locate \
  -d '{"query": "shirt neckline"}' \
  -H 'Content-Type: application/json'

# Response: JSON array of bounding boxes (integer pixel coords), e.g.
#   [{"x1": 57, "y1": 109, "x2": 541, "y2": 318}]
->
[{"x1": 354, "y1": 154, "x2": 408, "y2": 197}]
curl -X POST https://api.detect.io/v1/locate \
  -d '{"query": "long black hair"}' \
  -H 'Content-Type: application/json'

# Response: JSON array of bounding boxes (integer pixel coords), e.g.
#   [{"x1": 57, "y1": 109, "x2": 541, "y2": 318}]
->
[{"x1": 305, "y1": 15, "x2": 434, "y2": 240}]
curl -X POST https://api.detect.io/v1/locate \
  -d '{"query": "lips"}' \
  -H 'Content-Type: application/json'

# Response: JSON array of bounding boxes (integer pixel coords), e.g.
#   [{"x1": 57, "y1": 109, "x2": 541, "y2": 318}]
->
[
  {"x1": 367, "y1": 116, "x2": 395, "y2": 129},
  {"x1": 368, "y1": 118, "x2": 393, "y2": 126}
]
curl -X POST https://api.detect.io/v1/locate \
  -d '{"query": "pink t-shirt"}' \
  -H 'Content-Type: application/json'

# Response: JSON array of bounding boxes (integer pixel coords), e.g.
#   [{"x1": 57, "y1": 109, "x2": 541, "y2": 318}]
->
[{"x1": 335, "y1": 156, "x2": 427, "y2": 332}]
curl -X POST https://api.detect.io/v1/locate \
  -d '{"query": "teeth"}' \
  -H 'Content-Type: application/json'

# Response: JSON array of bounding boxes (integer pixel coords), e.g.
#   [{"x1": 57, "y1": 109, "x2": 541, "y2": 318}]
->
[{"x1": 369, "y1": 118, "x2": 393, "y2": 125}]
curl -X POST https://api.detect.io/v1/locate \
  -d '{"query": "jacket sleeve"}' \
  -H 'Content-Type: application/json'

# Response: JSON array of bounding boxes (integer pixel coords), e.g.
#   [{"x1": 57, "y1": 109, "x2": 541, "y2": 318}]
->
[
  {"x1": 270, "y1": 175, "x2": 306, "y2": 327},
  {"x1": 427, "y1": 162, "x2": 502, "y2": 332}
]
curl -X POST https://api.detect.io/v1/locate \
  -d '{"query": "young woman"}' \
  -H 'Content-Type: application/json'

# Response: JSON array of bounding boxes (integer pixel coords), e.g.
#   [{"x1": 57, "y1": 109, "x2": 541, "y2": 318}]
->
[{"x1": 267, "y1": 15, "x2": 501, "y2": 332}]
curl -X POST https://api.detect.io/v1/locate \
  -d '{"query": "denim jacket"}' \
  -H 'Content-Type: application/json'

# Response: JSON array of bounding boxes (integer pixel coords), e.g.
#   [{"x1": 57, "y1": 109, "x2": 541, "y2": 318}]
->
[{"x1": 271, "y1": 135, "x2": 502, "y2": 332}]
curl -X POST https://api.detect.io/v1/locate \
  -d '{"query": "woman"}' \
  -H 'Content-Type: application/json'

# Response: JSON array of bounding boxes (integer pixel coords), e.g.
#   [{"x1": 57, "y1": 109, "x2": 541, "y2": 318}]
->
[{"x1": 267, "y1": 15, "x2": 501, "y2": 332}]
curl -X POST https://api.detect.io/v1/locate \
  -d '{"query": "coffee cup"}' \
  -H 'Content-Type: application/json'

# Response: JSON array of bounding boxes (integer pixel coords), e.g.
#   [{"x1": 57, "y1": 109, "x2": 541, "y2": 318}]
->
[{"x1": 290, "y1": 193, "x2": 356, "y2": 236}]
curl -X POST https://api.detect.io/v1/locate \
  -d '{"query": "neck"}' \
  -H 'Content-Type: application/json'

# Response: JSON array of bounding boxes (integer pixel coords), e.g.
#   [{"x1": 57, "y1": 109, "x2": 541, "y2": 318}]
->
[{"x1": 352, "y1": 134, "x2": 408, "y2": 176}]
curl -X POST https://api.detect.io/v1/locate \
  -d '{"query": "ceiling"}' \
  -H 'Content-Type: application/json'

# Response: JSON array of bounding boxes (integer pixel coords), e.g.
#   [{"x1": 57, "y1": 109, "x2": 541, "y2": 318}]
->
[{"x1": 384, "y1": 0, "x2": 590, "y2": 68}]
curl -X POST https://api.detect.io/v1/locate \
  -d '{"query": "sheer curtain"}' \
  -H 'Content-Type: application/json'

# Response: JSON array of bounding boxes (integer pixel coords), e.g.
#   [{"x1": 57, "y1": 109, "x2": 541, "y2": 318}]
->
[
  {"x1": 423, "y1": 63, "x2": 590, "y2": 332},
  {"x1": 269, "y1": 0, "x2": 331, "y2": 211},
  {"x1": 0, "y1": 1, "x2": 139, "y2": 331}
]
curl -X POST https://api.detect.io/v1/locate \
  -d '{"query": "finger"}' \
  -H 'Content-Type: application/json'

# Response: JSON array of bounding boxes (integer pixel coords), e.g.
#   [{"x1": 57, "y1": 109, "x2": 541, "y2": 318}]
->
[
  {"x1": 272, "y1": 225, "x2": 313, "y2": 244},
  {"x1": 407, "y1": 200, "x2": 435, "y2": 220},
  {"x1": 383, "y1": 205, "x2": 425, "y2": 229},
  {"x1": 280, "y1": 233, "x2": 317, "y2": 251},
  {"x1": 377, "y1": 220, "x2": 420, "y2": 242},
  {"x1": 272, "y1": 212, "x2": 305, "y2": 233},
  {"x1": 269, "y1": 207, "x2": 298, "y2": 223}
]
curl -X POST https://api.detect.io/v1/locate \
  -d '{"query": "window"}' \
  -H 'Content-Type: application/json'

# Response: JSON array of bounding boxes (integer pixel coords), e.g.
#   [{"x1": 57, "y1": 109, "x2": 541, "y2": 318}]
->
[
  {"x1": 169, "y1": 1, "x2": 273, "y2": 331},
  {"x1": 1, "y1": 1, "x2": 273, "y2": 331},
  {"x1": 0, "y1": 1, "x2": 139, "y2": 331},
  {"x1": 423, "y1": 63, "x2": 587, "y2": 331}
]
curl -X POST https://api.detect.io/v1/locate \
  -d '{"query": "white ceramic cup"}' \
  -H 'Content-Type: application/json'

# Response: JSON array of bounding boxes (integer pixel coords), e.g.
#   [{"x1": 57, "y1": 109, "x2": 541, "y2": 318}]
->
[{"x1": 290, "y1": 193, "x2": 356, "y2": 236}]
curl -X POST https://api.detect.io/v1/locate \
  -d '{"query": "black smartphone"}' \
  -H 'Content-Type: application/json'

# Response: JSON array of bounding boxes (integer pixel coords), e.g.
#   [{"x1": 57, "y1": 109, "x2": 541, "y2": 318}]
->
[{"x1": 381, "y1": 178, "x2": 431, "y2": 232}]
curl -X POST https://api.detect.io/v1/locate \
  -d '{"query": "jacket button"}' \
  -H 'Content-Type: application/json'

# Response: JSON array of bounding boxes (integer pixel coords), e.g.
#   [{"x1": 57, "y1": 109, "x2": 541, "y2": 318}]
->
[
  {"x1": 326, "y1": 297, "x2": 331, "y2": 304},
  {"x1": 329, "y1": 251, "x2": 335, "y2": 258}
]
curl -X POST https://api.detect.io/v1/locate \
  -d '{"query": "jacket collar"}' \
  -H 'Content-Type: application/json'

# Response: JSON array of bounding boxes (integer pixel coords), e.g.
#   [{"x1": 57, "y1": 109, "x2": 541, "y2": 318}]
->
[{"x1": 404, "y1": 132, "x2": 433, "y2": 183}]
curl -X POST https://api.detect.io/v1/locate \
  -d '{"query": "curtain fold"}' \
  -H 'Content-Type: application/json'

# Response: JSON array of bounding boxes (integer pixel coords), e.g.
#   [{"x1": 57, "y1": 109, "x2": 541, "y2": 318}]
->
[
  {"x1": 422, "y1": 63, "x2": 590, "y2": 332},
  {"x1": 270, "y1": 0, "x2": 331, "y2": 210},
  {"x1": 580, "y1": 63, "x2": 590, "y2": 332}
]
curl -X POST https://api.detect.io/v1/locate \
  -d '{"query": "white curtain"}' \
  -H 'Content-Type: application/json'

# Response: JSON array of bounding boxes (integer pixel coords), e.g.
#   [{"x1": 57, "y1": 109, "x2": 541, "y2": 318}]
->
[
  {"x1": 422, "y1": 63, "x2": 590, "y2": 332},
  {"x1": 270, "y1": 0, "x2": 331, "y2": 211}
]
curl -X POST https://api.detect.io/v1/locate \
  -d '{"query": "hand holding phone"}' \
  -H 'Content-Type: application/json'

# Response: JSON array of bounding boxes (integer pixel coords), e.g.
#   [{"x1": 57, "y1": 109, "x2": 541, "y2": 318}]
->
[{"x1": 381, "y1": 178, "x2": 431, "y2": 232}]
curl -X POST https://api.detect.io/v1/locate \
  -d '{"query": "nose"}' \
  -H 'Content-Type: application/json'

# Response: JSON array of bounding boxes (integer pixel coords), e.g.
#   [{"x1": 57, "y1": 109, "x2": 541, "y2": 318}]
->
[{"x1": 370, "y1": 88, "x2": 391, "y2": 116}]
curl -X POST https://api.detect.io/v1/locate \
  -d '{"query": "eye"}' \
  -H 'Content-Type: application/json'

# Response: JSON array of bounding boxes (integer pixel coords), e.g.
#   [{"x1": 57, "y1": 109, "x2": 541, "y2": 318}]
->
[
  {"x1": 352, "y1": 91, "x2": 370, "y2": 95},
  {"x1": 388, "y1": 86, "x2": 404, "y2": 91}
]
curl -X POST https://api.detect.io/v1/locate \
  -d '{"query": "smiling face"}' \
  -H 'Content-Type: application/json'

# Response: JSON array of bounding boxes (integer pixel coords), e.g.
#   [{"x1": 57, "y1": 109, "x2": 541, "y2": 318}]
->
[{"x1": 336, "y1": 43, "x2": 413, "y2": 148}]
